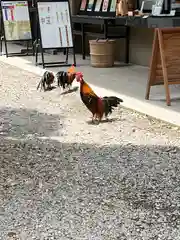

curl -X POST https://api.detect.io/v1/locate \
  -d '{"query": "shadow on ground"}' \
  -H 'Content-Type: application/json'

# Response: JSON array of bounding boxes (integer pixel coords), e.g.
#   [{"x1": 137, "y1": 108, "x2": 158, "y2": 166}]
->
[
  {"x1": 0, "y1": 107, "x2": 64, "y2": 139},
  {"x1": 0, "y1": 107, "x2": 180, "y2": 239},
  {"x1": 60, "y1": 86, "x2": 79, "y2": 95}
]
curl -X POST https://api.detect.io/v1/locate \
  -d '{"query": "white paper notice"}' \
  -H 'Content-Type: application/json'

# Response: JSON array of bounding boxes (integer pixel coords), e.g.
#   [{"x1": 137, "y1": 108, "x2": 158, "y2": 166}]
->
[{"x1": 37, "y1": 1, "x2": 73, "y2": 49}]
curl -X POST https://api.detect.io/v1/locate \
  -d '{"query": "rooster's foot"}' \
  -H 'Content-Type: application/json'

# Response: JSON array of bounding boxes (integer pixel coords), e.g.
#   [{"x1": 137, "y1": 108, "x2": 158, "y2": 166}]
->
[
  {"x1": 91, "y1": 115, "x2": 95, "y2": 122},
  {"x1": 91, "y1": 117, "x2": 99, "y2": 125},
  {"x1": 94, "y1": 118, "x2": 101, "y2": 125},
  {"x1": 92, "y1": 120, "x2": 99, "y2": 125},
  {"x1": 91, "y1": 120, "x2": 98, "y2": 125}
]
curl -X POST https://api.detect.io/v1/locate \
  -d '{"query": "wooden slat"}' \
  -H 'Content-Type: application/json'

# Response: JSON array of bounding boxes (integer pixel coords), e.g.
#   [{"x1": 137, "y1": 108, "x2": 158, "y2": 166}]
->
[
  {"x1": 145, "y1": 29, "x2": 158, "y2": 100},
  {"x1": 161, "y1": 27, "x2": 180, "y2": 34},
  {"x1": 145, "y1": 27, "x2": 180, "y2": 106},
  {"x1": 156, "y1": 71, "x2": 180, "y2": 78},
  {"x1": 152, "y1": 79, "x2": 180, "y2": 85}
]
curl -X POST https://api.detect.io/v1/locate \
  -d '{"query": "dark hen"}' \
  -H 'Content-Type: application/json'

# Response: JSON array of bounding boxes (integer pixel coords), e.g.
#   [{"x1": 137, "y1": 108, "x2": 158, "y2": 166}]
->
[
  {"x1": 56, "y1": 65, "x2": 76, "y2": 91},
  {"x1": 56, "y1": 71, "x2": 76, "y2": 90},
  {"x1": 37, "y1": 71, "x2": 55, "y2": 91},
  {"x1": 56, "y1": 71, "x2": 68, "y2": 90}
]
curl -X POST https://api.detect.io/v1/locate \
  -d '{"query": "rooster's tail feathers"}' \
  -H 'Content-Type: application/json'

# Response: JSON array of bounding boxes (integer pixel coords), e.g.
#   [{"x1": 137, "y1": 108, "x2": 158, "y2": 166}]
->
[
  {"x1": 103, "y1": 96, "x2": 123, "y2": 106},
  {"x1": 56, "y1": 71, "x2": 68, "y2": 89},
  {"x1": 56, "y1": 71, "x2": 64, "y2": 86},
  {"x1": 102, "y1": 96, "x2": 123, "y2": 117}
]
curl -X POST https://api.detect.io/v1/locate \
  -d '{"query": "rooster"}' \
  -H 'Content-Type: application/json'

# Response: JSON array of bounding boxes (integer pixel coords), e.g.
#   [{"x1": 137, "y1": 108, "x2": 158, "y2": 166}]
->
[
  {"x1": 37, "y1": 71, "x2": 55, "y2": 91},
  {"x1": 75, "y1": 72, "x2": 123, "y2": 124},
  {"x1": 56, "y1": 65, "x2": 76, "y2": 91}
]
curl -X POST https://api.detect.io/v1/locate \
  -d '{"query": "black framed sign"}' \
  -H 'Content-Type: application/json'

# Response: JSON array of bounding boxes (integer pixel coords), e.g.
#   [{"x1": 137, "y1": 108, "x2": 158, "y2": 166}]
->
[
  {"x1": 0, "y1": 0, "x2": 33, "y2": 57},
  {"x1": 102, "y1": 0, "x2": 109, "y2": 11},
  {"x1": 78, "y1": 0, "x2": 88, "y2": 14},
  {"x1": 94, "y1": 0, "x2": 103, "y2": 11},
  {"x1": 87, "y1": 0, "x2": 95, "y2": 11},
  {"x1": 36, "y1": 0, "x2": 76, "y2": 68},
  {"x1": 109, "y1": 0, "x2": 116, "y2": 12},
  {"x1": 80, "y1": 0, "x2": 88, "y2": 11}
]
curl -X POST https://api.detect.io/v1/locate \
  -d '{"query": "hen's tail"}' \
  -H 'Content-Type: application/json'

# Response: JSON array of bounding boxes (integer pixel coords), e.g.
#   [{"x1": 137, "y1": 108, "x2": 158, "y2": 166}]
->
[
  {"x1": 102, "y1": 96, "x2": 123, "y2": 117},
  {"x1": 37, "y1": 78, "x2": 43, "y2": 91},
  {"x1": 56, "y1": 71, "x2": 69, "y2": 89},
  {"x1": 56, "y1": 71, "x2": 64, "y2": 87}
]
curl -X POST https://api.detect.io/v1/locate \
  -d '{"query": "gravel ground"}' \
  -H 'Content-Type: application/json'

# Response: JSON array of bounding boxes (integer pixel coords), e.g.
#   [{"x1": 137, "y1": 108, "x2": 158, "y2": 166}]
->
[{"x1": 1, "y1": 61, "x2": 180, "y2": 240}]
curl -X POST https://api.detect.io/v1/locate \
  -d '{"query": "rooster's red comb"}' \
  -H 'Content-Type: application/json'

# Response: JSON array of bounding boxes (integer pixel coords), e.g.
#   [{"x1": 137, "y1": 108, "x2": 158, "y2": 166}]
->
[{"x1": 76, "y1": 71, "x2": 83, "y2": 76}]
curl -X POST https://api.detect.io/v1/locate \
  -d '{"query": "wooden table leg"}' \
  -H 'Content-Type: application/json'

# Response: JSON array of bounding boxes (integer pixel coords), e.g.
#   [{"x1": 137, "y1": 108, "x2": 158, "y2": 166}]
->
[
  {"x1": 104, "y1": 20, "x2": 108, "y2": 39},
  {"x1": 82, "y1": 23, "x2": 85, "y2": 59},
  {"x1": 125, "y1": 26, "x2": 130, "y2": 64}
]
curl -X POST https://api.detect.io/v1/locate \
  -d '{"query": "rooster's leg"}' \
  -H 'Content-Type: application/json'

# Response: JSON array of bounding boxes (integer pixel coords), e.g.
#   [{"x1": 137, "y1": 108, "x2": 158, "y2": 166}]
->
[
  {"x1": 94, "y1": 114, "x2": 101, "y2": 125},
  {"x1": 91, "y1": 114, "x2": 95, "y2": 123},
  {"x1": 95, "y1": 119, "x2": 100, "y2": 125},
  {"x1": 105, "y1": 116, "x2": 109, "y2": 122},
  {"x1": 68, "y1": 84, "x2": 72, "y2": 91}
]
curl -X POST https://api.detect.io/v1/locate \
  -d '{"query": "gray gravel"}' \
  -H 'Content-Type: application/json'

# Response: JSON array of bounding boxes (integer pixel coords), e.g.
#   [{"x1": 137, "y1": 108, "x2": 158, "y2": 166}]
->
[{"x1": 1, "y1": 61, "x2": 180, "y2": 240}]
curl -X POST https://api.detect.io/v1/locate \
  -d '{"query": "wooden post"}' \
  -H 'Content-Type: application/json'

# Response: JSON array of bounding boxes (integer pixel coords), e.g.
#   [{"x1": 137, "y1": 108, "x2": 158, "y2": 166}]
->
[
  {"x1": 158, "y1": 28, "x2": 171, "y2": 106},
  {"x1": 145, "y1": 27, "x2": 180, "y2": 106},
  {"x1": 145, "y1": 29, "x2": 158, "y2": 101}
]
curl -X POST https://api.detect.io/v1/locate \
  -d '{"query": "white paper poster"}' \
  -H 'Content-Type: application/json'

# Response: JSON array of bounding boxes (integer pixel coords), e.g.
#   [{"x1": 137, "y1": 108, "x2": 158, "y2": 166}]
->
[
  {"x1": 1, "y1": 1, "x2": 32, "y2": 40},
  {"x1": 37, "y1": 1, "x2": 73, "y2": 49},
  {"x1": 95, "y1": 0, "x2": 103, "y2": 11}
]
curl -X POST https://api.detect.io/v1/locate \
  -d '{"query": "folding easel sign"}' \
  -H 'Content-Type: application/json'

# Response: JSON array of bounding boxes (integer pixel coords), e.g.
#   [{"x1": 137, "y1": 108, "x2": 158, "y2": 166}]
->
[
  {"x1": 145, "y1": 27, "x2": 180, "y2": 106},
  {"x1": 0, "y1": 0, "x2": 33, "y2": 57},
  {"x1": 36, "y1": 0, "x2": 76, "y2": 68}
]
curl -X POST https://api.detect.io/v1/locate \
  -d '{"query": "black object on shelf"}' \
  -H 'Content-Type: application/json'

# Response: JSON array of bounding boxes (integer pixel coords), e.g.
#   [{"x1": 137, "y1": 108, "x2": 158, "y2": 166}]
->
[{"x1": 162, "y1": 0, "x2": 171, "y2": 14}]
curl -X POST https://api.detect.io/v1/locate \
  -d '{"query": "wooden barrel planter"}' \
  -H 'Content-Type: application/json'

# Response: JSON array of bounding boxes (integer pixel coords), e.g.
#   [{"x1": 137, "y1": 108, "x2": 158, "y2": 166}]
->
[{"x1": 89, "y1": 39, "x2": 116, "y2": 68}]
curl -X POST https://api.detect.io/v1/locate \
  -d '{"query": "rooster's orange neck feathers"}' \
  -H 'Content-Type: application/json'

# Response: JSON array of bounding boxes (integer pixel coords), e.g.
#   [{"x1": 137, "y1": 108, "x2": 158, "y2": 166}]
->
[{"x1": 80, "y1": 79, "x2": 97, "y2": 98}]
